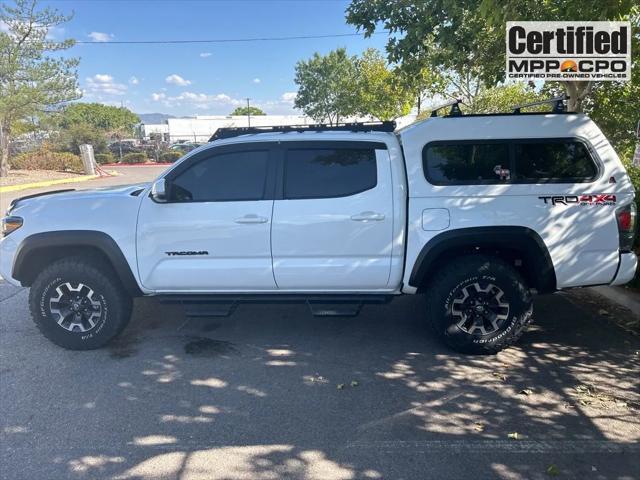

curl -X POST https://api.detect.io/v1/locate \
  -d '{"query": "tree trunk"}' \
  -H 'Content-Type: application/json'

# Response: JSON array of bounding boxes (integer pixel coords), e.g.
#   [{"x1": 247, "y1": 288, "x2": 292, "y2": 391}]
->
[
  {"x1": 564, "y1": 81, "x2": 593, "y2": 113},
  {"x1": 0, "y1": 121, "x2": 10, "y2": 178}
]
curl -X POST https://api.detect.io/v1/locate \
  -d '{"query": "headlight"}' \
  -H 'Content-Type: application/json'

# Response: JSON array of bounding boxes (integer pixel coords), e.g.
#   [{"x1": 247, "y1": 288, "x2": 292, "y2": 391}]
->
[{"x1": 2, "y1": 216, "x2": 23, "y2": 237}]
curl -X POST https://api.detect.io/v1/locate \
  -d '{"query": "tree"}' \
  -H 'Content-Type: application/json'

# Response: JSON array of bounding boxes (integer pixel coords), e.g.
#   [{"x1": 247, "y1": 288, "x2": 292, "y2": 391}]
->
[
  {"x1": 231, "y1": 106, "x2": 266, "y2": 116},
  {"x1": 346, "y1": 0, "x2": 637, "y2": 112},
  {"x1": 354, "y1": 49, "x2": 413, "y2": 121},
  {"x1": 0, "y1": 0, "x2": 79, "y2": 177},
  {"x1": 51, "y1": 103, "x2": 139, "y2": 159},
  {"x1": 58, "y1": 103, "x2": 139, "y2": 134},
  {"x1": 294, "y1": 48, "x2": 358, "y2": 124}
]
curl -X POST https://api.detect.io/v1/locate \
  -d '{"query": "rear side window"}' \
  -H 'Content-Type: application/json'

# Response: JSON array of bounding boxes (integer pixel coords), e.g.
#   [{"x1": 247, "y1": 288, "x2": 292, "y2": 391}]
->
[
  {"x1": 423, "y1": 139, "x2": 598, "y2": 185},
  {"x1": 284, "y1": 148, "x2": 377, "y2": 199},
  {"x1": 513, "y1": 141, "x2": 598, "y2": 182},
  {"x1": 424, "y1": 143, "x2": 510, "y2": 184},
  {"x1": 171, "y1": 150, "x2": 268, "y2": 202}
]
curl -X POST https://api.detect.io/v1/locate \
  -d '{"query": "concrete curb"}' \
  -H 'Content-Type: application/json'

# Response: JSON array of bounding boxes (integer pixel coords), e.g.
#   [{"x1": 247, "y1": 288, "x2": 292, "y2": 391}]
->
[
  {"x1": 0, "y1": 174, "x2": 99, "y2": 193},
  {"x1": 591, "y1": 286, "x2": 640, "y2": 317}
]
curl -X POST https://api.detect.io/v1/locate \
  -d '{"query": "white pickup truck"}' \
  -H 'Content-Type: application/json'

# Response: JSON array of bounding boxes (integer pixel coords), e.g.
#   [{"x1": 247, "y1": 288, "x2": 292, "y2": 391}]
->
[{"x1": 1, "y1": 103, "x2": 637, "y2": 354}]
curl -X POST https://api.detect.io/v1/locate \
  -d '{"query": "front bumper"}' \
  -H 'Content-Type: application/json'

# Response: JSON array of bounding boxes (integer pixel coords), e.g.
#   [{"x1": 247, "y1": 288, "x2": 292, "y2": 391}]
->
[
  {"x1": 610, "y1": 252, "x2": 638, "y2": 286},
  {"x1": 0, "y1": 235, "x2": 20, "y2": 287}
]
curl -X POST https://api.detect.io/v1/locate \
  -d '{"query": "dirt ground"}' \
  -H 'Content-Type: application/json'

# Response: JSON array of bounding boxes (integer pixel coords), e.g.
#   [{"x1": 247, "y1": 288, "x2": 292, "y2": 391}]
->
[{"x1": 0, "y1": 169, "x2": 84, "y2": 187}]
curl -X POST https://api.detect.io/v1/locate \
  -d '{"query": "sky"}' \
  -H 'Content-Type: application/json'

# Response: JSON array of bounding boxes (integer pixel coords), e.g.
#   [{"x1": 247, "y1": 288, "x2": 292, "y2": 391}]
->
[{"x1": 32, "y1": 0, "x2": 390, "y2": 116}]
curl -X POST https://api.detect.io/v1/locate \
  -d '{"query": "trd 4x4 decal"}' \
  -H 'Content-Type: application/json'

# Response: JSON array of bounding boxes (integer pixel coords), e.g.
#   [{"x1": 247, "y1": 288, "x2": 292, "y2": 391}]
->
[{"x1": 538, "y1": 194, "x2": 617, "y2": 206}]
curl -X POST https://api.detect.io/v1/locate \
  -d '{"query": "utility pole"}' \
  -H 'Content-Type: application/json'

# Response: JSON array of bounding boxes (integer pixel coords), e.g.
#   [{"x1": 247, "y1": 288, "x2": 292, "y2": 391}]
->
[{"x1": 246, "y1": 98, "x2": 251, "y2": 127}]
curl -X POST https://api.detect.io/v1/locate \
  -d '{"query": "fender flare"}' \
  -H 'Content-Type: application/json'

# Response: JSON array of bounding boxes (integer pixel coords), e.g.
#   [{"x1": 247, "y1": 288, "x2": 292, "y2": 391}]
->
[
  {"x1": 408, "y1": 226, "x2": 556, "y2": 293},
  {"x1": 12, "y1": 230, "x2": 143, "y2": 296}
]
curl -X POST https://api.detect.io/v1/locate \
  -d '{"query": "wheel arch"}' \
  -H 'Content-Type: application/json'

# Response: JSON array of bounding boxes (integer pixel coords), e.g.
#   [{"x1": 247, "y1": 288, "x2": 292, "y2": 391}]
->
[
  {"x1": 13, "y1": 231, "x2": 143, "y2": 296},
  {"x1": 409, "y1": 226, "x2": 556, "y2": 294}
]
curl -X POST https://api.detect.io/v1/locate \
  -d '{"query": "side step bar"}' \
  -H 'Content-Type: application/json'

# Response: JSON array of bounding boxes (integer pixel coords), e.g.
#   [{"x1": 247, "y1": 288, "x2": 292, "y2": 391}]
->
[{"x1": 158, "y1": 294, "x2": 392, "y2": 318}]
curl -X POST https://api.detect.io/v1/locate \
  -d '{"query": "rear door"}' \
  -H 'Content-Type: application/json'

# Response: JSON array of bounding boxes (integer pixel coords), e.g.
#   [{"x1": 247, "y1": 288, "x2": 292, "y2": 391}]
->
[
  {"x1": 136, "y1": 143, "x2": 278, "y2": 292},
  {"x1": 271, "y1": 141, "x2": 394, "y2": 290}
]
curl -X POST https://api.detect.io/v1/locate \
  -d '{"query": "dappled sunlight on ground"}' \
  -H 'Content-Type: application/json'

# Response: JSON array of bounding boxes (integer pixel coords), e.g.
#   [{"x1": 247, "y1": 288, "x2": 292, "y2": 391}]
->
[{"x1": 1, "y1": 284, "x2": 639, "y2": 479}]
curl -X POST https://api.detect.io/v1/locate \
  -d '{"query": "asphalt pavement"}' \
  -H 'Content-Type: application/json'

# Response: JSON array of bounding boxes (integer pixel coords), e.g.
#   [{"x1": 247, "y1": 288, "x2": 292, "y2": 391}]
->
[
  {"x1": 0, "y1": 166, "x2": 639, "y2": 479},
  {"x1": 1, "y1": 283, "x2": 639, "y2": 480}
]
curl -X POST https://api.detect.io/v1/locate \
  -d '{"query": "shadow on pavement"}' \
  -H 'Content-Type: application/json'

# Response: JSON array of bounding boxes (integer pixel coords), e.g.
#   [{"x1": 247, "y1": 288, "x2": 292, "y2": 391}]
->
[{"x1": 1, "y1": 288, "x2": 639, "y2": 480}]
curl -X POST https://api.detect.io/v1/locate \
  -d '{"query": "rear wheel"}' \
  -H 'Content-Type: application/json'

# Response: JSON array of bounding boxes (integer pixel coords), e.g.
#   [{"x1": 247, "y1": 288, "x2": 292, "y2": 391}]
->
[
  {"x1": 29, "y1": 257, "x2": 132, "y2": 350},
  {"x1": 425, "y1": 255, "x2": 533, "y2": 354}
]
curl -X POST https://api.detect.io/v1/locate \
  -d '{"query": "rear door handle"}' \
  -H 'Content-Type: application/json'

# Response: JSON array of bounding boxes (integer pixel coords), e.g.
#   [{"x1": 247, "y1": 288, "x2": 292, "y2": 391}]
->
[
  {"x1": 350, "y1": 211, "x2": 385, "y2": 222},
  {"x1": 234, "y1": 214, "x2": 268, "y2": 224}
]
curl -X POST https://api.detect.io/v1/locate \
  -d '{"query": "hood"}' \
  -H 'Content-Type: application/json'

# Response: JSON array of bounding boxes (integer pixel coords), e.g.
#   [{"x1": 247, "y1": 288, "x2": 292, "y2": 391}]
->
[{"x1": 8, "y1": 183, "x2": 150, "y2": 213}]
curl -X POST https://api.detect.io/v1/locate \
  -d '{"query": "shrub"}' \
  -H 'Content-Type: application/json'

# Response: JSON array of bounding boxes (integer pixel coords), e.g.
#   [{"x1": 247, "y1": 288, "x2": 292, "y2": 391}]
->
[
  {"x1": 121, "y1": 152, "x2": 148, "y2": 164},
  {"x1": 159, "y1": 151, "x2": 182, "y2": 163},
  {"x1": 94, "y1": 153, "x2": 115, "y2": 164},
  {"x1": 53, "y1": 124, "x2": 108, "y2": 155},
  {"x1": 10, "y1": 148, "x2": 84, "y2": 173}
]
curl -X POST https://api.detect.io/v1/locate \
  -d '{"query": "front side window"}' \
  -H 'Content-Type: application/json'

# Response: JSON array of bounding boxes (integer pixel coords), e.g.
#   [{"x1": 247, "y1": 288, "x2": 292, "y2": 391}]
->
[
  {"x1": 285, "y1": 147, "x2": 377, "y2": 199},
  {"x1": 171, "y1": 150, "x2": 269, "y2": 202}
]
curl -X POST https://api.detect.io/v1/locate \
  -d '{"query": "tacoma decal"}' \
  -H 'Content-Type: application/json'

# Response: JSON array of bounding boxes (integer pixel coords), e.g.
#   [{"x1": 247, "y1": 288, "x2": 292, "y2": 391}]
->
[
  {"x1": 165, "y1": 251, "x2": 209, "y2": 256},
  {"x1": 538, "y1": 194, "x2": 616, "y2": 206}
]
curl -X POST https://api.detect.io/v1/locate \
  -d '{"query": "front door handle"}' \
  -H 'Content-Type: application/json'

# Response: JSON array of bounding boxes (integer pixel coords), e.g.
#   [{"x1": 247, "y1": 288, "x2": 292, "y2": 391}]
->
[
  {"x1": 234, "y1": 214, "x2": 268, "y2": 224},
  {"x1": 350, "y1": 211, "x2": 385, "y2": 222}
]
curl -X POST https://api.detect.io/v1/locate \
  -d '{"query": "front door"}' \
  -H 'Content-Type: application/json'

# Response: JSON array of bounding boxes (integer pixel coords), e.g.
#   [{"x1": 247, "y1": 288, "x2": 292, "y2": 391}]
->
[
  {"x1": 271, "y1": 142, "x2": 394, "y2": 290},
  {"x1": 136, "y1": 144, "x2": 277, "y2": 292}
]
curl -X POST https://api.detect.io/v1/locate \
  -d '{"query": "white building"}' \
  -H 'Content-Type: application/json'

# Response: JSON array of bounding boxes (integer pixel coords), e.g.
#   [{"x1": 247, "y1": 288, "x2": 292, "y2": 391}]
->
[
  {"x1": 165, "y1": 115, "x2": 312, "y2": 143},
  {"x1": 139, "y1": 123, "x2": 169, "y2": 140},
  {"x1": 139, "y1": 113, "x2": 418, "y2": 143}
]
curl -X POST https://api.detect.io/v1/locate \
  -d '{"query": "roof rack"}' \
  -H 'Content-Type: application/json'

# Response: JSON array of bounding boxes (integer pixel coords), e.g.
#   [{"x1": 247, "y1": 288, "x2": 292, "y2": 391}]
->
[
  {"x1": 430, "y1": 98, "x2": 463, "y2": 117},
  {"x1": 209, "y1": 121, "x2": 396, "y2": 141},
  {"x1": 512, "y1": 94, "x2": 568, "y2": 114}
]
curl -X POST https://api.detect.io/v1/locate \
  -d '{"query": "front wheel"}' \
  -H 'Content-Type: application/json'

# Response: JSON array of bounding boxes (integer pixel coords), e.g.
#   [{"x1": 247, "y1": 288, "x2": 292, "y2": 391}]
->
[
  {"x1": 425, "y1": 255, "x2": 533, "y2": 354},
  {"x1": 29, "y1": 256, "x2": 133, "y2": 350}
]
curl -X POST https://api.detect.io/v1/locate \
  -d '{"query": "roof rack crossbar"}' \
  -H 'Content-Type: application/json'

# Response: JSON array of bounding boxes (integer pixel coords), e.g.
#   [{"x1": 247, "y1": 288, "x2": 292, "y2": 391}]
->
[
  {"x1": 430, "y1": 98, "x2": 464, "y2": 117},
  {"x1": 209, "y1": 121, "x2": 396, "y2": 141},
  {"x1": 512, "y1": 94, "x2": 569, "y2": 114}
]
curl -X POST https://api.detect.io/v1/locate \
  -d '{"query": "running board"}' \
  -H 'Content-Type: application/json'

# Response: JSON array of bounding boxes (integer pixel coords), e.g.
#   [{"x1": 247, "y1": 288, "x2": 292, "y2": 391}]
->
[{"x1": 158, "y1": 294, "x2": 391, "y2": 318}]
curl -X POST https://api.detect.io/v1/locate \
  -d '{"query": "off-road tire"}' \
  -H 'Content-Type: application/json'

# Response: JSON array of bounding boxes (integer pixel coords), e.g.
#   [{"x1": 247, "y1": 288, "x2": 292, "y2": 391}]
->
[
  {"x1": 28, "y1": 256, "x2": 133, "y2": 350},
  {"x1": 425, "y1": 255, "x2": 533, "y2": 355}
]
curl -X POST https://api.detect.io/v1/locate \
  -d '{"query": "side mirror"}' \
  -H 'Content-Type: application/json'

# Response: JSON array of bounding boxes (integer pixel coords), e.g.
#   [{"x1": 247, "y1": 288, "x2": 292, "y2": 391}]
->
[{"x1": 151, "y1": 178, "x2": 168, "y2": 202}]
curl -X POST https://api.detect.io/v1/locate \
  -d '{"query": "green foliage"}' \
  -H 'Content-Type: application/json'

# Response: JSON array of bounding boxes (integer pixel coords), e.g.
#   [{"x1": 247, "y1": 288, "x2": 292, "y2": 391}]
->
[
  {"x1": 346, "y1": 0, "x2": 638, "y2": 111},
  {"x1": 468, "y1": 83, "x2": 546, "y2": 114},
  {"x1": 121, "y1": 152, "x2": 147, "y2": 164},
  {"x1": 58, "y1": 103, "x2": 139, "y2": 135},
  {"x1": 94, "y1": 152, "x2": 114, "y2": 165},
  {"x1": 294, "y1": 47, "x2": 414, "y2": 122},
  {"x1": 0, "y1": 0, "x2": 79, "y2": 176},
  {"x1": 10, "y1": 147, "x2": 83, "y2": 172},
  {"x1": 416, "y1": 83, "x2": 546, "y2": 121},
  {"x1": 294, "y1": 48, "x2": 359, "y2": 124},
  {"x1": 54, "y1": 124, "x2": 108, "y2": 155},
  {"x1": 582, "y1": 26, "x2": 640, "y2": 165},
  {"x1": 354, "y1": 49, "x2": 413, "y2": 121},
  {"x1": 159, "y1": 151, "x2": 182, "y2": 163},
  {"x1": 231, "y1": 106, "x2": 266, "y2": 116}
]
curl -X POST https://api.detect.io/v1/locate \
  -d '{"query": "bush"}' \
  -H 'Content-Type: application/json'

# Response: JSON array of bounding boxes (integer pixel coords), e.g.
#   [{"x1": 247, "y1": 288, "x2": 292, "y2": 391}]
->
[
  {"x1": 159, "y1": 151, "x2": 182, "y2": 163},
  {"x1": 53, "y1": 124, "x2": 108, "y2": 155},
  {"x1": 121, "y1": 152, "x2": 148, "y2": 164},
  {"x1": 94, "y1": 153, "x2": 115, "y2": 164},
  {"x1": 10, "y1": 148, "x2": 84, "y2": 173}
]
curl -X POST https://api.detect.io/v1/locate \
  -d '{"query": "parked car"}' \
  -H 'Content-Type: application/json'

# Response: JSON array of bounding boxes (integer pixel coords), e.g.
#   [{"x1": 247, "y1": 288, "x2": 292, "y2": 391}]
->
[
  {"x1": 1, "y1": 100, "x2": 637, "y2": 354},
  {"x1": 170, "y1": 142, "x2": 201, "y2": 154},
  {"x1": 108, "y1": 140, "x2": 140, "y2": 157}
]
